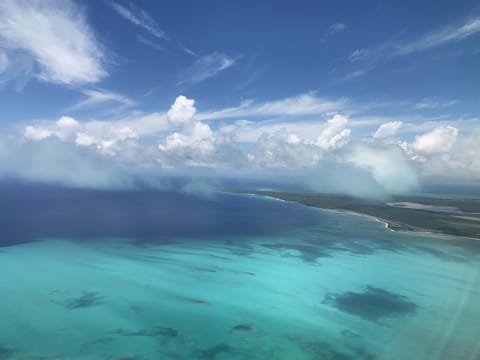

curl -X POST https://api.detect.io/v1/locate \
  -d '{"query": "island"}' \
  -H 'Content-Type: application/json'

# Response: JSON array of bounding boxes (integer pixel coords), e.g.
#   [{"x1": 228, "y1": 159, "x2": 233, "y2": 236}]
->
[{"x1": 235, "y1": 190, "x2": 480, "y2": 240}]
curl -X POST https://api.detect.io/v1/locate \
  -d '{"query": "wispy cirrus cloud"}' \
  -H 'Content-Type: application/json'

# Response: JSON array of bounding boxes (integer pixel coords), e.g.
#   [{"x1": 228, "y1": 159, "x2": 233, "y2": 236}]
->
[
  {"x1": 0, "y1": 0, "x2": 107, "y2": 86},
  {"x1": 321, "y1": 22, "x2": 347, "y2": 42},
  {"x1": 108, "y1": 1, "x2": 198, "y2": 56},
  {"x1": 393, "y1": 17, "x2": 480, "y2": 55},
  {"x1": 337, "y1": 68, "x2": 372, "y2": 82},
  {"x1": 197, "y1": 93, "x2": 348, "y2": 120},
  {"x1": 414, "y1": 98, "x2": 459, "y2": 110},
  {"x1": 178, "y1": 44, "x2": 197, "y2": 57},
  {"x1": 343, "y1": 17, "x2": 480, "y2": 80},
  {"x1": 109, "y1": 1, "x2": 168, "y2": 40},
  {"x1": 178, "y1": 52, "x2": 238, "y2": 86},
  {"x1": 66, "y1": 88, "x2": 136, "y2": 112},
  {"x1": 137, "y1": 35, "x2": 167, "y2": 52}
]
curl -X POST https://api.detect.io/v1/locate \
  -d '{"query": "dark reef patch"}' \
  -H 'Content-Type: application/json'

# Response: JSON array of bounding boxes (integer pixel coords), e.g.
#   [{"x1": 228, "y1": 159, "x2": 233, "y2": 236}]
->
[
  {"x1": 63, "y1": 292, "x2": 104, "y2": 310},
  {"x1": 323, "y1": 286, "x2": 417, "y2": 321},
  {"x1": 291, "y1": 337, "x2": 375, "y2": 360},
  {"x1": 114, "y1": 326, "x2": 178, "y2": 338},
  {"x1": 0, "y1": 347, "x2": 15, "y2": 360},
  {"x1": 194, "y1": 267, "x2": 217, "y2": 273},
  {"x1": 242, "y1": 271, "x2": 256, "y2": 276},
  {"x1": 182, "y1": 297, "x2": 210, "y2": 305},
  {"x1": 129, "y1": 304, "x2": 143, "y2": 313},
  {"x1": 80, "y1": 336, "x2": 114, "y2": 352},
  {"x1": 232, "y1": 324, "x2": 256, "y2": 332},
  {"x1": 197, "y1": 343, "x2": 232, "y2": 360},
  {"x1": 412, "y1": 244, "x2": 469, "y2": 263}
]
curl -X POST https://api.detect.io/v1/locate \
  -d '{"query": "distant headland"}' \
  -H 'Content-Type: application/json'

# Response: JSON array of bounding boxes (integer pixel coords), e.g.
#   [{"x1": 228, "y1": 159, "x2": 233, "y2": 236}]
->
[{"x1": 232, "y1": 190, "x2": 480, "y2": 240}]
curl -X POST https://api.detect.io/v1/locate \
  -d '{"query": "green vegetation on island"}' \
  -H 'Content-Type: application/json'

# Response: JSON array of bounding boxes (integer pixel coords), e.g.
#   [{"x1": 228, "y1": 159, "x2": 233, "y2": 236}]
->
[{"x1": 238, "y1": 191, "x2": 480, "y2": 240}]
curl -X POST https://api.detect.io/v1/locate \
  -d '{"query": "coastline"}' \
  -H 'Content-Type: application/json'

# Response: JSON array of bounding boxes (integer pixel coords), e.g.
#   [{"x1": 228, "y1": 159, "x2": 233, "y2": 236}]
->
[{"x1": 238, "y1": 192, "x2": 480, "y2": 242}]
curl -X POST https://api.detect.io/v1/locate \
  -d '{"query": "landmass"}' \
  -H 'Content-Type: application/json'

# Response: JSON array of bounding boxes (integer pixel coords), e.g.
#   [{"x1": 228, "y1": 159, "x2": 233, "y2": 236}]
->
[{"x1": 233, "y1": 190, "x2": 480, "y2": 240}]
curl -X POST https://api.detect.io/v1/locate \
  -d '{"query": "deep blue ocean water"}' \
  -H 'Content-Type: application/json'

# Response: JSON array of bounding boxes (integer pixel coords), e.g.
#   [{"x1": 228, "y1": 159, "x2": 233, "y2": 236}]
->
[
  {"x1": 0, "y1": 183, "x2": 325, "y2": 247},
  {"x1": 1, "y1": 183, "x2": 480, "y2": 359}
]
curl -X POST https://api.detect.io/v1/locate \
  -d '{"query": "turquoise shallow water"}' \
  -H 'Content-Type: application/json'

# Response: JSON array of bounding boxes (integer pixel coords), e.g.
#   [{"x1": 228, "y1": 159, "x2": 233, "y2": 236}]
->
[{"x1": 1, "y1": 196, "x2": 480, "y2": 359}]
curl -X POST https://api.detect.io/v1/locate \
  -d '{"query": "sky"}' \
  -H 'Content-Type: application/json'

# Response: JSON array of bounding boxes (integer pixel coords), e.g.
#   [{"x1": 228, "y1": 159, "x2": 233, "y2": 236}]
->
[{"x1": 0, "y1": 0, "x2": 479, "y2": 195}]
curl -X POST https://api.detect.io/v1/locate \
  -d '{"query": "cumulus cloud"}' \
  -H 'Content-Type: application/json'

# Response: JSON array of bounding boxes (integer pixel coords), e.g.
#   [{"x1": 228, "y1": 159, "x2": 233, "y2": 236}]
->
[
  {"x1": 316, "y1": 114, "x2": 351, "y2": 149},
  {"x1": 394, "y1": 126, "x2": 480, "y2": 181},
  {"x1": 22, "y1": 114, "x2": 141, "y2": 157},
  {"x1": 346, "y1": 143, "x2": 419, "y2": 194},
  {"x1": 23, "y1": 126, "x2": 53, "y2": 141},
  {"x1": 23, "y1": 116, "x2": 79, "y2": 141},
  {"x1": 14, "y1": 94, "x2": 480, "y2": 196},
  {"x1": 0, "y1": 51, "x2": 8, "y2": 73},
  {"x1": 0, "y1": 0, "x2": 107, "y2": 85},
  {"x1": 0, "y1": 135, "x2": 131, "y2": 189},
  {"x1": 159, "y1": 96, "x2": 218, "y2": 166},
  {"x1": 249, "y1": 129, "x2": 323, "y2": 168},
  {"x1": 407, "y1": 126, "x2": 458, "y2": 157},
  {"x1": 159, "y1": 122, "x2": 215, "y2": 166},
  {"x1": 166, "y1": 95, "x2": 196, "y2": 125}
]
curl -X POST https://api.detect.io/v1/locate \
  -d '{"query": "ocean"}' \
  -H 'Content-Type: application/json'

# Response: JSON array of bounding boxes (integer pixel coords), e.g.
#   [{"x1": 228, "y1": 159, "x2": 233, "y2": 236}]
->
[{"x1": 1, "y1": 184, "x2": 479, "y2": 359}]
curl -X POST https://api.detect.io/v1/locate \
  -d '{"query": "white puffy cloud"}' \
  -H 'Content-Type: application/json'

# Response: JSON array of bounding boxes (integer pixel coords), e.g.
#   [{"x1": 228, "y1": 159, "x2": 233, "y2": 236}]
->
[
  {"x1": 75, "y1": 132, "x2": 96, "y2": 147},
  {"x1": 160, "y1": 96, "x2": 216, "y2": 166},
  {"x1": 55, "y1": 116, "x2": 79, "y2": 139},
  {"x1": 397, "y1": 126, "x2": 480, "y2": 181},
  {"x1": 0, "y1": 0, "x2": 106, "y2": 85},
  {"x1": 159, "y1": 122, "x2": 215, "y2": 164},
  {"x1": 346, "y1": 143, "x2": 419, "y2": 194},
  {"x1": 373, "y1": 121, "x2": 403, "y2": 139},
  {"x1": 166, "y1": 95, "x2": 196, "y2": 125},
  {"x1": 14, "y1": 94, "x2": 480, "y2": 194},
  {"x1": 0, "y1": 50, "x2": 8, "y2": 73},
  {"x1": 228, "y1": 115, "x2": 352, "y2": 169},
  {"x1": 315, "y1": 114, "x2": 351, "y2": 149},
  {"x1": 23, "y1": 116, "x2": 79, "y2": 141},
  {"x1": 23, "y1": 115, "x2": 140, "y2": 157},
  {"x1": 249, "y1": 129, "x2": 323, "y2": 168},
  {"x1": 407, "y1": 126, "x2": 458, "y2": 156},
  {"x1": 0, "y1": 135, "x2": 132, "y2": 189},
  {"x1": 23, "y1": 126, "x2": 52, "y2": 141},
  {"x1": 72, "y1": 125, "x2": 139, "y2": 157}
]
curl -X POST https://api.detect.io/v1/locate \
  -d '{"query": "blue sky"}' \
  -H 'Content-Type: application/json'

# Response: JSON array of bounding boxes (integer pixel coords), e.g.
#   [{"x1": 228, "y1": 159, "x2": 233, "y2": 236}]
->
[
  {"x1": 1, "y1": 0, "x2": 479, "y2": 122},
  {"x1": 0, "y1": 0, "x2": 479, "y2": 192}
]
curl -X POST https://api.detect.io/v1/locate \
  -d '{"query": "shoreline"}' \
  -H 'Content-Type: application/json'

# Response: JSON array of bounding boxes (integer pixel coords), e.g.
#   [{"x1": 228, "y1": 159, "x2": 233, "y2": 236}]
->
[{"x1": 239, "y1": 192, "x2": 480, "y2": 242}]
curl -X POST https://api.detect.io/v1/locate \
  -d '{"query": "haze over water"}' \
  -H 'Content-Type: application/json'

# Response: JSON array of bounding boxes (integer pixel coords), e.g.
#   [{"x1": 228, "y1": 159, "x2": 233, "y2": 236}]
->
[{"x1": 1, "y1": 185, "x2": 479, "y2": 360}]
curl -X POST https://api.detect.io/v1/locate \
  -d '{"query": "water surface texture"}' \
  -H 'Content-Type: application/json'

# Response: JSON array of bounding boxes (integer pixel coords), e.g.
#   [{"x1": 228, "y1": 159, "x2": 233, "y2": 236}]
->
[{"x1": 1, "y1": 186, "x2": 480, "y2": 359}]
